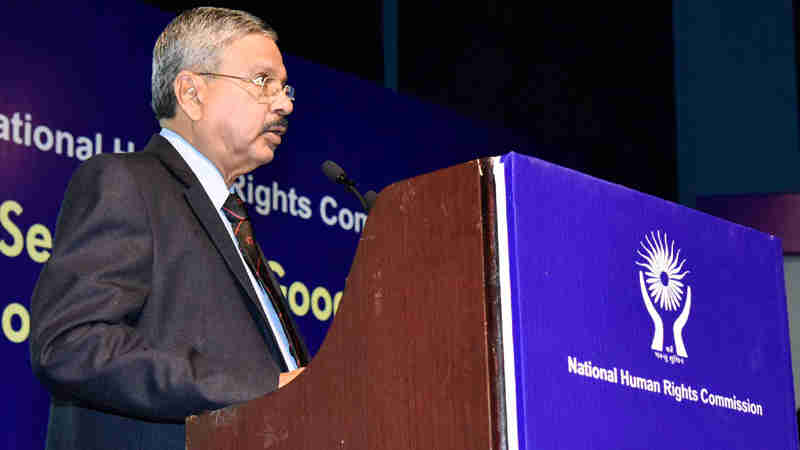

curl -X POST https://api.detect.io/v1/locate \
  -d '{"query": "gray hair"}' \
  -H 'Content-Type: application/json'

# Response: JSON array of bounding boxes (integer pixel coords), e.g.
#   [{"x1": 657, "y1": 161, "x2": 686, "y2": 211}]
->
[{"x1": 151, "y1": 7, "x2": 278, "y2": 120}]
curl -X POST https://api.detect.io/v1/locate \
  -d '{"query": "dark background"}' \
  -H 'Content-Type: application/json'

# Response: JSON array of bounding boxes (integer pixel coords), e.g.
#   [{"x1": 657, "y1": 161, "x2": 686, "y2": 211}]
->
[{"x1": 143, "y1": 1, "x2": 798, "y2": 202}]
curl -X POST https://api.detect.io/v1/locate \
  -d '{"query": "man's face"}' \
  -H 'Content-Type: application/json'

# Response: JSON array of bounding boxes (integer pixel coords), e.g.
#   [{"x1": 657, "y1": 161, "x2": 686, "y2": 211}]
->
[{"x1": 200, "y1": 33, "x2": 293, "y2": 180}]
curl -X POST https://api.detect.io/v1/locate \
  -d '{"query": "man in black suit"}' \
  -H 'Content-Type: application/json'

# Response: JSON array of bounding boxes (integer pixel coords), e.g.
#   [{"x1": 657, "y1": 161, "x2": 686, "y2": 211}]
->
[{"x1": 29, "y1": 7, "x2": 307, "y2": 450}]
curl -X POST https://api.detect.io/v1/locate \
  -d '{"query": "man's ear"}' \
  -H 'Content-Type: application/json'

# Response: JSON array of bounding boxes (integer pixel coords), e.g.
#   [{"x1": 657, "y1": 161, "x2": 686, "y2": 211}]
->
[{"x1": 174, "y1": 71, "x2": 203, "y2": 121}]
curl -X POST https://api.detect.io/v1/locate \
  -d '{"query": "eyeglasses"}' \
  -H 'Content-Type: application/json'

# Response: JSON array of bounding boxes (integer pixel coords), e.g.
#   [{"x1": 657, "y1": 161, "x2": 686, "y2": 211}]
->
[{"x1": 196, "y1": 72, "x2": 295, "y2": 103}]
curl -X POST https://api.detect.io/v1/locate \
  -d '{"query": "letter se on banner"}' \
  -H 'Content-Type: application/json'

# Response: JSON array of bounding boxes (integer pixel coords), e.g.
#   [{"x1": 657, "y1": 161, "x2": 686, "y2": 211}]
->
[{"x1": 1, "y1": 200, "x2": 53, "y2": 264}]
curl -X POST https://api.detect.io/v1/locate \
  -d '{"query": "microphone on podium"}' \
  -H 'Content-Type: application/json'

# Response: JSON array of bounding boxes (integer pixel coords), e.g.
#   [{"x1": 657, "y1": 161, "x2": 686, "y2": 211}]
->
[{"x1": 321, "y1": 160, "x2": 376, "y2": 213}]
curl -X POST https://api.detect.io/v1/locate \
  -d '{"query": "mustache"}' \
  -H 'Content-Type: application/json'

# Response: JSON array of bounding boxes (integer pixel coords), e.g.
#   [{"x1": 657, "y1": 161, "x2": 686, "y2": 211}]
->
[{"x1": 262, "y1": 118, "x2": 289, "y2": 134}]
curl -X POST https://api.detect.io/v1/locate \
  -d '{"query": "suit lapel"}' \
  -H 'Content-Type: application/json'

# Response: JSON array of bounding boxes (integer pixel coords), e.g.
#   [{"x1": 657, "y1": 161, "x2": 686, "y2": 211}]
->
[
  {"x1": 142, "y1": 135, "x2": 264, "y2": 322},
  {"x1": 143, "y1": 134, "x2": 306, "y2": 367}
]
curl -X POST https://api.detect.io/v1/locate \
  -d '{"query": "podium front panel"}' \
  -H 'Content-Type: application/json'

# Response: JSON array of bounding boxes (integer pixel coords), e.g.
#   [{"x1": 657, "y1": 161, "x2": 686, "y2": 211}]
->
[{"x1": 499, "y1": 152, "x2": 797, "y2": 449}]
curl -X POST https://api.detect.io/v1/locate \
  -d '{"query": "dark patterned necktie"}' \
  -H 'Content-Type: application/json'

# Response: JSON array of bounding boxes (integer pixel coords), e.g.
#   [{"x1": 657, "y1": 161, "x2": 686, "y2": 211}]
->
[{"x1": 222, "y1": 193, "x2": 304, "y2": 367}]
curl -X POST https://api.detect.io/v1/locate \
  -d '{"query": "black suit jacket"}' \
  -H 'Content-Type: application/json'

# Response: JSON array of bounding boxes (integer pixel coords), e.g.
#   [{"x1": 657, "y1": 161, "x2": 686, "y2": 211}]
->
[{"x1": 29, "y1": 134, "x2": 308, "y2": 450}]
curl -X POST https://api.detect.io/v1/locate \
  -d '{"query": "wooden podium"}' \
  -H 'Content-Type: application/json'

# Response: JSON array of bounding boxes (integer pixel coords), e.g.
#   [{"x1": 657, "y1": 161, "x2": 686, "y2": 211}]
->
[
  {"x1": 186, "y1": 153, "x2": 799, "y2": 449},
  {"x1": 186, "y1": 159, "x2": 508, "y2": 450}
]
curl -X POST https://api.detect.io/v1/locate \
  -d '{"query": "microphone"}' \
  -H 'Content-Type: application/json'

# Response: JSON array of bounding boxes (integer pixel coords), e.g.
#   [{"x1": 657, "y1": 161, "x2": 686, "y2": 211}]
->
[
  {"x1": 321, "y1": 160, "x2": 376, "y2": 213},
  {"x1": 321, "y1": 160, "x2": 351, "y2": 186}
]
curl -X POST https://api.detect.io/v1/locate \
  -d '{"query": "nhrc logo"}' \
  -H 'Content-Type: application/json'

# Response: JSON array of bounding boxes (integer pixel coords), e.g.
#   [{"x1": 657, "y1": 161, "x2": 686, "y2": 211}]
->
[{"x1": 636, "y1": 230, "x2": 691, "y2": 365}]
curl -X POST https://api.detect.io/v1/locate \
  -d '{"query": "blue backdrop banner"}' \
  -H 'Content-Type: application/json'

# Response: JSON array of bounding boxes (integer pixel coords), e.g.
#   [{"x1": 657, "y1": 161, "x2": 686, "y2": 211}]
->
[{"x1": 1, "y1": 2, "x2": 531, "y2": 448}]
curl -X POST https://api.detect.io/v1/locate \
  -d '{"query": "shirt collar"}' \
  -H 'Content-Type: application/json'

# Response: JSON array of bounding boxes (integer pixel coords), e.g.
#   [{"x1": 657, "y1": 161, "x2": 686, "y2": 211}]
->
[{"x1": 159, "y1": 128, "x2": 233, "y2": 210}]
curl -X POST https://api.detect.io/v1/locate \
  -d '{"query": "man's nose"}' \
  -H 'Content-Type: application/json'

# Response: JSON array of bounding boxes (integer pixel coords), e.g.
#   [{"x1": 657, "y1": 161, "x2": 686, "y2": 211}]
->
[{"x1": 271, "y1": 91, "x2": 293, "y2": 116}]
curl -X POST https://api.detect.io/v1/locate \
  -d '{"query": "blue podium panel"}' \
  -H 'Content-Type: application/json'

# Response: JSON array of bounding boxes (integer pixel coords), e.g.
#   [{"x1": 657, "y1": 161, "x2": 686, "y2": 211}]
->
[{"x1": 498, "y1": 153, "x2": 797, "y2": 449}]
